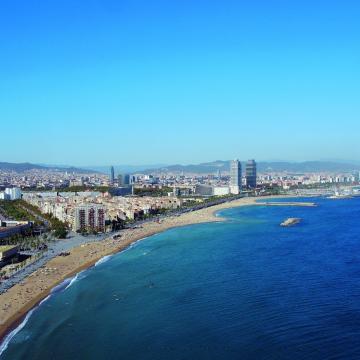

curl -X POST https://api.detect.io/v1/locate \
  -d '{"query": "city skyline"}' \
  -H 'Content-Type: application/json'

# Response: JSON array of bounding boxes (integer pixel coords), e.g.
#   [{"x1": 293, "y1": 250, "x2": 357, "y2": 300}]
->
[
  {"x1": 2, "y1": 2, "x2": 360, "y2": 358},
  {"x1": 1, "y1": 1, "x2": 360, "y2": 165},
  {"x1": 2, "y1": 158, "x2": 360, "y2": 176}
]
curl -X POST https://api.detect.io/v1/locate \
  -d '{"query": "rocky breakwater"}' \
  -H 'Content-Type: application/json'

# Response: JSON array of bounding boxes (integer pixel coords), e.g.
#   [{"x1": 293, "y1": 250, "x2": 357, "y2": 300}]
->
[{"x1": 280, "y1": 218, "x2": 301, "y2": 227}]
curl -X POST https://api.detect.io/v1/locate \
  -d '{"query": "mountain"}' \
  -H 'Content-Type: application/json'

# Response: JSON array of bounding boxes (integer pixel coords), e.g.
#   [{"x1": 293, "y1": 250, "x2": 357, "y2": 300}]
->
[
  {"x1": 0, "y1": 162, "x2": 97, "y2": 174},
  {"x1": 142, "y1": 161, "x2": 360, "y2": 174},
  {"x1": 2, "y1": 160, "x2": 359, "y2": 175},
  {"x1": 88, "y1": 164, "x2": 168, "y2": 174}
]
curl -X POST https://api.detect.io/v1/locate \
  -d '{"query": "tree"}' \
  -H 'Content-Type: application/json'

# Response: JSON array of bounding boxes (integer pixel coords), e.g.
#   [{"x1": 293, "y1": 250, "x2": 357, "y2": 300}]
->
[{"x1": 53, "y1": 226, "x2": 68, "y2": 239}]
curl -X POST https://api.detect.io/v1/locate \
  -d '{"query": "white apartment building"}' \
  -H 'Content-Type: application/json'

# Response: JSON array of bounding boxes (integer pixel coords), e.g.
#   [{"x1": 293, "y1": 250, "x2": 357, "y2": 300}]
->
[{"x1": 0, "y1": 187, "x2": 22, "y2": 200}]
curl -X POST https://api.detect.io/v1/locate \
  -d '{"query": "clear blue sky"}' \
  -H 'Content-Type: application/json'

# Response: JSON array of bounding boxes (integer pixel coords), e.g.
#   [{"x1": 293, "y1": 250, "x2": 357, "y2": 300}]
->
[{"x1": 1, "y1": 0, "x2": 359, "y2": 166}]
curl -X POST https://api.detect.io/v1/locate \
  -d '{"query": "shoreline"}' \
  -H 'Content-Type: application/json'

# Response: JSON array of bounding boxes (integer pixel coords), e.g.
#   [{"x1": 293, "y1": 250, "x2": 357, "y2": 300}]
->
[{"x1": 0, "y1": 195, "x2": 309, "y2": 344}]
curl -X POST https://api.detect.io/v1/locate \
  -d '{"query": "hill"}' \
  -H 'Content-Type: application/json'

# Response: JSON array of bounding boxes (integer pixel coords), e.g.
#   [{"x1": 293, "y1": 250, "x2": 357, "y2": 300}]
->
[
  {"x1": 143, "y1": 160, "x2": 360, "y2": 174},
  {"x1": 0, "y1": 162, "x2": 97, "y2": 174}
]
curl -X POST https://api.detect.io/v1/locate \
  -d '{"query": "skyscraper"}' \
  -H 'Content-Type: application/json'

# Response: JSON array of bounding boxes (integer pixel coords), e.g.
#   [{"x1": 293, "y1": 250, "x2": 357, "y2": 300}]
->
[
  {"x1": 110, "y1": 166, "x2": 115, "y2": 185},
  {"x1": 230, "y1": 159, "x2": 242, "y2": 194},
  {"x1": 117, "y1": 174, "x2": 123, "y2": 186},
  {"x1": 123, "y1": 174, "x2": 130, "y2": 185},
  {"x1": 245, "y1": 160, "x2": 257, "y2": 188}
]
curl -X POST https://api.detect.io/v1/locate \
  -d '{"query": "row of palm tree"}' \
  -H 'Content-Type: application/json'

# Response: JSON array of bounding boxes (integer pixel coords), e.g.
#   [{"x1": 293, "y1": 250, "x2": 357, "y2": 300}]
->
[{"x1": 1, "y1": 232, "x2": 55, "y2": 251}]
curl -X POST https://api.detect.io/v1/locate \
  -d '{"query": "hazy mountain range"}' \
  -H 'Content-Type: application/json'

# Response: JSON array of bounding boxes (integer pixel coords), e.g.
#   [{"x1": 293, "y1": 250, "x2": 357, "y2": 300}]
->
[
  {"x1": 87, "y1": 165, "x2": 168, "y2": 174},
  {"x1": 142, "y1": 160, "x2": 360, "y2": 174},
  {"x1": 1, "y1": 161, "x2": 360, "y2": 175},
  {"x1": 0, "y1": 162, "x2": 96, "y2": 174}
]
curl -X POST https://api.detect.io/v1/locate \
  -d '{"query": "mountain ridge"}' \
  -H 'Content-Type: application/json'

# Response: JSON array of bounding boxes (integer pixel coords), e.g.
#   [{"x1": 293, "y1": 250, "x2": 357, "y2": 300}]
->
[
  {"x1": 1, "y1": 160, "x2": 359, "y2": 175},
  {"x1": 0, "y1": 162, "x2": 97, "y2": 174},
  {"x1": 142, "y1": 160, "x2": 360, "y2": 174}
]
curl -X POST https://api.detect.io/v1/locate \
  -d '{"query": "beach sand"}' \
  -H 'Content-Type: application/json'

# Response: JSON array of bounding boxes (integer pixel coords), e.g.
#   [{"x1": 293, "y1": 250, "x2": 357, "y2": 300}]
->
[{"x1": 0, "y1": 195, "x2": 307, "y2": 340}]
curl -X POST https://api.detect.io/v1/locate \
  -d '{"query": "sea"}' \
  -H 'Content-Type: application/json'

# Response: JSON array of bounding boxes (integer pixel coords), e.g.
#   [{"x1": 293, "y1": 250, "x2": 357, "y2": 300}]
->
[{"x1": 2, "y1": 197, "x2": 360, "y2": 360}]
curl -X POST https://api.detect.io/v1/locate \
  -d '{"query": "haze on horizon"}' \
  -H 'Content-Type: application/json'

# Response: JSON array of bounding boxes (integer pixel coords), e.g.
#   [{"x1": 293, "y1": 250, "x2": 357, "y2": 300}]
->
[{"x1": 1, "y1": 0, "x2": 360, "y2": 166}]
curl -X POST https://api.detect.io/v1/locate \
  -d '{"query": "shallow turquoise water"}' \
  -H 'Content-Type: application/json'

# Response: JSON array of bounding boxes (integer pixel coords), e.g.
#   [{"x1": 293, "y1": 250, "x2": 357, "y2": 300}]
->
[{"x1": 2, "y1": 197, "x2": 360, "y2": 359}]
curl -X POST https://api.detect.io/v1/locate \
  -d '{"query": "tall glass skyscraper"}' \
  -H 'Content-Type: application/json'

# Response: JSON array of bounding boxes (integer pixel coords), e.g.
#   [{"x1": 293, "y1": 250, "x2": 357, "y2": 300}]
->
[
  {"x1": 230, "y1": 159, "x2": 242, "y2": 194},
  {"x1": 123, "y1": 174, "x2": 131, "y2": 185},
  {"x1": 110, "y1": 166, "x2": 115, "y2": 185},
  {"x1": 245, "y1": 160, "x2": 257, "y2": 188}
]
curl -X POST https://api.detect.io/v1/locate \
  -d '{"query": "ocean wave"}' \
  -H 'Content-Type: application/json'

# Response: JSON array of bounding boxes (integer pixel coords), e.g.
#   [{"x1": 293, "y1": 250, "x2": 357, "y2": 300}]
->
[
  {"x1": 94, "y1": 255, "x2": 112, "y2": 267},
  {"x1": 38, "y1": 294, "x2": 51, "y2": 306},
  {"x1": 121, "y1": 238, "x2": 145, "y2": 253},
  {"x1": 0, "y1": 271, "x2": 87, "y2": 356},
  {"x1": 64, "y1": 274, "x2": 79, "y2": 290},
  {"x1": 0, "y1": 309, "x2": 35, "y2": 356},
  {"x1": 64, "y1": 271, "x2": 87, "y2": 290},
  {"x1": 0, "y1": 236, "x2": 150, "y2": 356},
  {"x1": 0, "y1": 294, "x2": 52, "y2": 357}
]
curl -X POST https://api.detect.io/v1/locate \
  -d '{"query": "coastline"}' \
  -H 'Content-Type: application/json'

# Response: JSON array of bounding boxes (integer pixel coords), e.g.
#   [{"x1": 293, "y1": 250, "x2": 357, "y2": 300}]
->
[{"x1": 0, "y1": 195, "x2": 306, "y2": 343}]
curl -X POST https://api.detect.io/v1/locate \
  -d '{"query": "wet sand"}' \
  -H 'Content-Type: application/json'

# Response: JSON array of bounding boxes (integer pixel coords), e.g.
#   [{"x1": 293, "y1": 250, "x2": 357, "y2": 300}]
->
[{"x1": 0, "y1": 195, "x2": 309, "y2": 341}]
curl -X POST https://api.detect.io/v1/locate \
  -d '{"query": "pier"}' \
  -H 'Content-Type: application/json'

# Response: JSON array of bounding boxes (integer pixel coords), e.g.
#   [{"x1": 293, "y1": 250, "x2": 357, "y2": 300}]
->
[{"x1": 256, "y1": 202, "x2": 317, "y2": 207}]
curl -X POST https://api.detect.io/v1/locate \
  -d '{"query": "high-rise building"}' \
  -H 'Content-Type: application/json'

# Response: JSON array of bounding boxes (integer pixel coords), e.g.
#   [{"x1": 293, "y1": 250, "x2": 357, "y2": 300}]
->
[
  {"x1": 230, "y1": 159, "x2": 242, "y2": 194},
  {"x1": 117, "y1": 174, "x2": 123, "y2": 186},
  {"x1": 353, "y1": 171, "x2": 360, "y2": 183},
  {"x1": 123, "y1": 174, "x2": 130, "y2": 185},
  {"x1": 245, "y1": 160, "x2": 257, "y2": 188},
  {"x1": 110, "y1": 166, "x2": 115, "y2": 185},
  {"x1": 74, "y1": 204, "x2": 105, "y2": 233}
]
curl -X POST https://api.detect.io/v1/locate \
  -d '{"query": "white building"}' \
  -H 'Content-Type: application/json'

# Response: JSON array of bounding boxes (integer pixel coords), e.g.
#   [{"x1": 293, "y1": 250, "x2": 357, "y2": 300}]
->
[
  {"x1": 2, "y1": 187, "x2": 22, "y2": 200},
  {"x1": 213, "y1": 186, "x2": 230, "y2": 196},
  {"x1": 0, "y1": 192, "x2": 9, "y2": 200}
]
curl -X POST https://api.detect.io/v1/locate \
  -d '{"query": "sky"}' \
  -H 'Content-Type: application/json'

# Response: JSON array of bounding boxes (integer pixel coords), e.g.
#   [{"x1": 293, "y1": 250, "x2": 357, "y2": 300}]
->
[{"x1": 1, "y1": 0, "x2": 360, "y2": 166}]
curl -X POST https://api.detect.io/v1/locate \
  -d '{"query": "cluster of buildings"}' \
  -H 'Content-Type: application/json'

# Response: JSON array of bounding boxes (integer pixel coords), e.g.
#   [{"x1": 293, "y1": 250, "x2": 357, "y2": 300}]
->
[
  {"x1": 169, "y1": 160, "x2": 257, "y2": 197},
  {"x1": 22, "y1": 191, "x2": 181, "y2": 233},
  {"x1": 0, "y1": 168, "x2": 109, "y2": 191},
  {"x1": 2, "y1": 160, "x2": 360, "y2": 237},
  {"x1": 256, "y1": 172, "x2": 360, "y2": 190},
  {"x1": 109, "y1": 166, "x2": 135, "y2": 187},
  {"x1": 135, "y1": 162, "x2": 360, "y2": 194}
]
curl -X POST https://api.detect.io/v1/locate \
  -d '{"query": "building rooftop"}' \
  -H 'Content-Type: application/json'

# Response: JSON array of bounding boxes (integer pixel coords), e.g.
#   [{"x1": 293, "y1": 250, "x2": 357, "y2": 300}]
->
[{"x1": 0, "y1": 245, "x2": 18, "y2": 252}]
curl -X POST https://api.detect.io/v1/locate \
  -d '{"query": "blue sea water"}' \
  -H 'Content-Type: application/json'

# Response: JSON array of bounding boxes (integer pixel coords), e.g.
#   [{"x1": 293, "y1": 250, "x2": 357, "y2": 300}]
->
[{"x1": 2, "y1": 197, "x2": 360, "y2": 360}]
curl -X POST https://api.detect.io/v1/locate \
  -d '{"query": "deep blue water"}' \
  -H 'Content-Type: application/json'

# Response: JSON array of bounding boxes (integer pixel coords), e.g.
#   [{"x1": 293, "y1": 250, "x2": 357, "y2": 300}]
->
[{"x1": 2, "y1": 197, "x2": 360, "y2": 360}]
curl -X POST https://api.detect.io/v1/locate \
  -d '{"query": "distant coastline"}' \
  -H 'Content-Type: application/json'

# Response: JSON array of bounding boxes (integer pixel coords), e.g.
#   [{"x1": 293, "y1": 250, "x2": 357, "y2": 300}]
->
[{"x1": 0, "y1": 195, "x2": 310, "y2": 344}]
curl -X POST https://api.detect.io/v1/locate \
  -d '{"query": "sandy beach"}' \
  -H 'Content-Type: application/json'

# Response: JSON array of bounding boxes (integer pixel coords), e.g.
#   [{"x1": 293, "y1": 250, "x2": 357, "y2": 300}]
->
[{"x1": 0, "y1": 195, "x2": 309, "y2": 341}]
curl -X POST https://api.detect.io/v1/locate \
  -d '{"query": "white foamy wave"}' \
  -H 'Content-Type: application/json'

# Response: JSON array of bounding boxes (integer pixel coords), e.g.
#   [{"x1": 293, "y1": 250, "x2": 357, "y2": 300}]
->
[
  {"x1": 0, "y1": 308, "x2": 35, "y2": 356},
  {"x1": 64, "y1": 271, "x2": 86, "y2": 290},
  {"x1": 39, "y1": 294, "x2": 51, "y2": 305},
  {"x1": 0, "y1": 292, "x2": 53, "y2": 357},
  {"x1": 94, "y1": 255, "x2": 112, "y2": 267},
  {"x1": 64, "y1": 274, "x2": 79, "y2": 290},
  {"x1": 122, "y1": 238, "x2": 144, "y2": 253},
  {"x1": 50, "y1": 278, "x2": 71, "y2": 294},
  {"x1": 0, "y1": 270, "x2": 90, "y2": 355}
]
